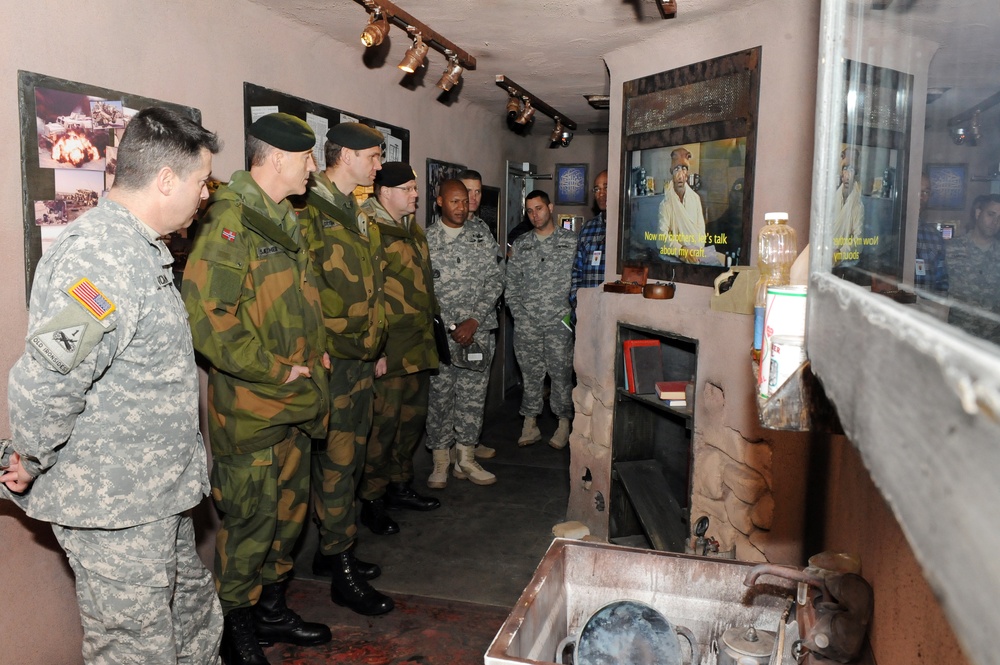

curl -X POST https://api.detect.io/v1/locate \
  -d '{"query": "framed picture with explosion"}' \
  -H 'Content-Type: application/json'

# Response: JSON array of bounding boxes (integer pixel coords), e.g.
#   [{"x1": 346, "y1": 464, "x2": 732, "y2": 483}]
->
[{"x1": 17, "y1": 70, "x2": 201, "y2": 304}]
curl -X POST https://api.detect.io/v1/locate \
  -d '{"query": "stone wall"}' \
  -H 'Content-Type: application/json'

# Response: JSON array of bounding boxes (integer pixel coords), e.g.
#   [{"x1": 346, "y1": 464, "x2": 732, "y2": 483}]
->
[{"x1": 568, "y1": 286, "x2": 810, "y2": 564}]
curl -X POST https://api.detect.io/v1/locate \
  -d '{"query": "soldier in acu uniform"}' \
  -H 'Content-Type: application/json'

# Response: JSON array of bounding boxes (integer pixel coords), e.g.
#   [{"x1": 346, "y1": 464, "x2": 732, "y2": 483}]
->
[
  {"x1": 182, "y1": 113, "x2": 332, "y2": 665},
  {"x1": 507, "y1": 190, "x2": 577, "y2": 449},
  {"x1": 358, "y1": 163, "x2": 442, "y2": 524},
  {"x1": 425, "y1": 179, "x2": 504, "y2": 488},
  {"x1": 299, "y1": 122, "x2": 394, "y2": 617},
  {"x1": 2, "y1": 107, "x2": 223, "y2": 665}
]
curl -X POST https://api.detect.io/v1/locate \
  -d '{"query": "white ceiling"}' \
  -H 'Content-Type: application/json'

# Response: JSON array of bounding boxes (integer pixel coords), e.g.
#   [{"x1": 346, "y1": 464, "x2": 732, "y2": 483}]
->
[{"x1": 249, "y1": 0, "x2": 998, "y2": 134}]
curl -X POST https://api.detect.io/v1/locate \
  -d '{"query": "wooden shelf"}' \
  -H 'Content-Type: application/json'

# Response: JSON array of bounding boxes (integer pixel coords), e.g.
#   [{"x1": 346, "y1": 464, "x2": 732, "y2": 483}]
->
[
  {"x1": 614, "y1": 460, "x2": 688, "y2": 552},
  {"x1": 616, "y1": 387, "x2": 693, "y2": 421}
]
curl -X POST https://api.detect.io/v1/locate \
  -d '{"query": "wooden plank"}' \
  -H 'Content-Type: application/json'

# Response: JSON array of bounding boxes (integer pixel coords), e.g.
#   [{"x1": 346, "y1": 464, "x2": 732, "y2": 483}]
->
[{"x1": 615, "y1": 460, "x2": 687, "y2": 552}]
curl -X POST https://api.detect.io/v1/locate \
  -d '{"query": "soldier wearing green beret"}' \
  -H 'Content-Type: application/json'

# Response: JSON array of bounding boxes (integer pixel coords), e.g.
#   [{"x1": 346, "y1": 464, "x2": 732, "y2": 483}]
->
[
  {"x1": 357, "y1": 163, "x2": 442, "y2": 521},
  {"x1": 299, "y1": 122, "x2": 394, "y2": 616},
  {"x1": 182, "y1": 112, "x2": 333, "y2": 665}
]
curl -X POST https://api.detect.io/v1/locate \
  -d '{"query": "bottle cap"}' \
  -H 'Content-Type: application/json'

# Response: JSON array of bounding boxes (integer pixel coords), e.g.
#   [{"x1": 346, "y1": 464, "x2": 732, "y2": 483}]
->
[{"x1": 764, "y1": 212, "x2": 789, "y2": 221}]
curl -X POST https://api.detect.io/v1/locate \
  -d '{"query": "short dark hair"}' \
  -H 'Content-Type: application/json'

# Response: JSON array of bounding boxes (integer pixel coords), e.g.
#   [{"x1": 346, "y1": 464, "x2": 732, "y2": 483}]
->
[
  {"x1": 324, "y1": 140, "x2": 346, "y2": 168},
  {"x1": 457, "y1": 169, "x2": 482, "y2": 183},
  {"x1": 246, "y1": 134, "x2": 273, "y2": 167},
  {"x1": 975, "y1": 194, "x2": 1000, "y2": 215},
  {"x1": 114, "y1": 107, "x2": 220, "y2": 190},
  {"x1": 525, "y1": 189, "x2": 550, "y2": 206}
]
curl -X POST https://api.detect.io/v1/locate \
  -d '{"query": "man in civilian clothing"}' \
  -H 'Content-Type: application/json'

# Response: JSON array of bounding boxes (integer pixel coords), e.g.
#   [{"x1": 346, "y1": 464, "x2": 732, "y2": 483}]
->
[{"x1": 570, "y1": 169, "x2": 608, "y2": 320}]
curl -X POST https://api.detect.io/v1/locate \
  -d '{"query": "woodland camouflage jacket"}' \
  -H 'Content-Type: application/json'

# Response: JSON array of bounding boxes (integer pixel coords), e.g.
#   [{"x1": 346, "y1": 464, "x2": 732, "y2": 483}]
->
[
  {"x1": 361, "y1": 197, "x2": 439, "y2": 377},
  {"x1": 182, "y1": 171, "x2": 329, "y2": 457}
]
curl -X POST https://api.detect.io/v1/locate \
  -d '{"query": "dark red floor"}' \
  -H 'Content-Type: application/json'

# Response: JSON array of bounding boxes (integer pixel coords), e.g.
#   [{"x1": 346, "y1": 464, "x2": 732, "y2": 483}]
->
[{"x1": 264, "y1": 578, "x2": 512, "y2": 664}]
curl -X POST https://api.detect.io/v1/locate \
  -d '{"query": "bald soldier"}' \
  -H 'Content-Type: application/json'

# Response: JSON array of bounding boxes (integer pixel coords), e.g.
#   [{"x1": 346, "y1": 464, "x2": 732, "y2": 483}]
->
[
  {"x1": 425, "y1": 179, "x2": 504, "y2": 488},
  {"x1": 657, "y1": 148, "x2": 707, "y2": 263},
  {"x1": 299, "y1": 122, "x2": 393, "y2": 617},
  {"x1": 183, "y1": 113, "x2": 332, "y2": 665}
]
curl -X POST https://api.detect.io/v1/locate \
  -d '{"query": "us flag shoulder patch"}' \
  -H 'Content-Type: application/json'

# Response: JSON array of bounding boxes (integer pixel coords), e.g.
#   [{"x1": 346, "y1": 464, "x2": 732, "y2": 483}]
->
[
  {"x1": 222, "y1": 228, "x2": 237, "y2": 242},
  {"x1": 67, "y1": 278, "x2": 115, "y2": 321}
]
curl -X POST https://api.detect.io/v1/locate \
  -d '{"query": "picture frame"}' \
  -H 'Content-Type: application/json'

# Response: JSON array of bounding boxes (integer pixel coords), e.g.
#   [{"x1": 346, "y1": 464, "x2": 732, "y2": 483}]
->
[
  {"x1": 925, "y1": 163, "x2": 967, "y2": 211},
  {"x1": 618, "y1": 47, "x2": 762, "y2": 286},
  {"x1": 557, "y1": 214, "x2": 584, "y2": 232},
  {"x1": 555, "y1": 163, "x2": 589, "y2": 205},
  {"x1": 425, "y1": 158, "x2": 466, "y2": 226}
]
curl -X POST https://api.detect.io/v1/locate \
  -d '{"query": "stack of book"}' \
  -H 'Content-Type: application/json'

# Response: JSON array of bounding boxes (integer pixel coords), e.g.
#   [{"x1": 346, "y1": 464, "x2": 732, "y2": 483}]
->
[{"x1": 622, "y1": 338, "x2": 692, "y2": 408}]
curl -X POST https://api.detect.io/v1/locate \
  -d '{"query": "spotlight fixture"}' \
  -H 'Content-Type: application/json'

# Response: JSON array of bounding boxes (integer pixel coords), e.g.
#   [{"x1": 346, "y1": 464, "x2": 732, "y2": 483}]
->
[
  {"x1": 496, "y1": 75, "x2": 577, "y2": 142},
  {"x1": 505, "y1": 92, "x2": 523, "y2": 118},
  {"x1": 360, "y1": 13, "x2": 390, "y2": 47},
  {"x1": 397, "y1": 34, "x2": 428, "y2": 73},
  {"x1": 514, "y1": 99, "x2": 535, "y2": 126},
  {"x1": 436, "y1": 56, "x2": 463, "y2": 91}
]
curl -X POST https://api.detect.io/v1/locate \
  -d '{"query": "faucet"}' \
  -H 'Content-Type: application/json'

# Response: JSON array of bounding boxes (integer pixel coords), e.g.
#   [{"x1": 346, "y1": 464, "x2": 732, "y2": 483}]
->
[{"x1": 744, "y1": 564, "x2": 873, "y2": 663}]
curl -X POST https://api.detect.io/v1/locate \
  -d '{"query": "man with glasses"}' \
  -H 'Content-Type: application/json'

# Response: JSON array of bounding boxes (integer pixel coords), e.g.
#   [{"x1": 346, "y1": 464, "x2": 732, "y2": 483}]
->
[
  {"x1": 300, "y1": 122, "x2": 393, "y2": 617},
  {"x1": 357, "y1": 162, "x2": 442, "y2": 531},
  {"x1": 570, "y1": 169, "x2": 608, "y2": 320}
]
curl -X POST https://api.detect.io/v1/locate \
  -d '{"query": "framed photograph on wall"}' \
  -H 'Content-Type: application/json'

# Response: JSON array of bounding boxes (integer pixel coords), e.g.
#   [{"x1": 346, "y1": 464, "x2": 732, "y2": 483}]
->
[
  {"x1": 425, "y1": 158, "x2": 466, "y2": 226},
  {"x1": 555, "y1": 163, "x2": 589, "y2": 205},
  {"x1": 925, "y1": 163, "x2": 967, "y2": 211},
  {"x1": 618, "y1": 47, "x2": 761, "y2": 286}
]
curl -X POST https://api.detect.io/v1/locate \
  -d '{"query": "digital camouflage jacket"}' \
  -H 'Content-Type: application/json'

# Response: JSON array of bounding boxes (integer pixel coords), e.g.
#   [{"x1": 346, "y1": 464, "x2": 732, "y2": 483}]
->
[
  {"x1": 182, "y1": 171, "x2": 329, "y2": 457},
  {"x1": 361, "y1": 197, "x2": 439, "y2": 377},
  {"x1": 299, "y1": 171, "x2": 387, "y2": 361}
]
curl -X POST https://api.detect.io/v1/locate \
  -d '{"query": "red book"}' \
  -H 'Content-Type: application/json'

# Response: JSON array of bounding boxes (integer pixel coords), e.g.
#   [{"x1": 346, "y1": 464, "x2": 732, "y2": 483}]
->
[
  {"x1": 655, "y1": 380, "x2": 688, "y2": 400},
  {"x1": 623, "y1": 339, "x2": 660, "y2": 394}
]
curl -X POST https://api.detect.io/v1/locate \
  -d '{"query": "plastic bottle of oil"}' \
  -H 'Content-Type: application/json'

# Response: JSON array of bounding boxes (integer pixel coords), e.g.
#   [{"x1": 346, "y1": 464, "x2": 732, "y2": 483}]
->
[{"x1": 752, "y1": 212, "x2": 797, "y2": 362}]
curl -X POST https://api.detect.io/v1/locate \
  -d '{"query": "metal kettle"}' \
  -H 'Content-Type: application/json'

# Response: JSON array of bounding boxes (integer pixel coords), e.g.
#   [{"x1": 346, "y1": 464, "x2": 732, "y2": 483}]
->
[{"x1": 715, "y1": 625, "x2": 775, "y2": 665}]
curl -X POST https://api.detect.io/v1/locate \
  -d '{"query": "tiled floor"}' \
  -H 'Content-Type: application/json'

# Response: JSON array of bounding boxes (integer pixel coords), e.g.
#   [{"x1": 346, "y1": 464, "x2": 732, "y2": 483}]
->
[{"x1": 277, "y1": 393, "x2": 570, "y2": 663}]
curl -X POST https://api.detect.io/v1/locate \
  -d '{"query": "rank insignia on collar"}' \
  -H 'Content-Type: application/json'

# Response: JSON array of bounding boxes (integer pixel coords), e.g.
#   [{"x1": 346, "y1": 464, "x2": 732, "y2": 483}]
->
[
  {"x1": 221, "y1": 228, "x2": 237, "y2": 242},
  {"x1": 67, "y1": 278, "x2": 115, "y2": 321}
]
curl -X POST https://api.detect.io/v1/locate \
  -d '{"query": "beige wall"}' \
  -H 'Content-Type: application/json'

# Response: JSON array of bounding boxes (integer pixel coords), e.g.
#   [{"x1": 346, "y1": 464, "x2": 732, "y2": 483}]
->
[{"x1": 0, "y1": 1, "x2": 584, "y2": 662}]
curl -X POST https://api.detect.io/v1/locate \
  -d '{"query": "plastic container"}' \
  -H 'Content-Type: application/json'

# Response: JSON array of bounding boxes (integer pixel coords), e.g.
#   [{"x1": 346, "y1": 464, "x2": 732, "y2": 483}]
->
[{"x1": 752, "y1": 213, "x2": 797, "y2": 362}]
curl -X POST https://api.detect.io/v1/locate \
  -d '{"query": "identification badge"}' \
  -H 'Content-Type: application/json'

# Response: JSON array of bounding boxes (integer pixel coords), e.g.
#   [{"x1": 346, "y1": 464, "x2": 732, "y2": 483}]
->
[
  {"x1": 590, "y1": 250, "x2": 602, "y2": 267},
  {"x1": 915, "y1": 258, "x2": 926, "y2": 277}
]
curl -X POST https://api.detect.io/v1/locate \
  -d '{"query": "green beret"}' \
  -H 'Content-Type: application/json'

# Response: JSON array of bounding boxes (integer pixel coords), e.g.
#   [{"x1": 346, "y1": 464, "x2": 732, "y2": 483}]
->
[
  {"x1": 375, "y1": 162, "x2": 417, "y2": 188},
  {"x1": 248, "y1": 113, "x2": 315, "y2": 152},
  {"x1": 326, "y1": 122, "x2": 384, "y2": 150}
]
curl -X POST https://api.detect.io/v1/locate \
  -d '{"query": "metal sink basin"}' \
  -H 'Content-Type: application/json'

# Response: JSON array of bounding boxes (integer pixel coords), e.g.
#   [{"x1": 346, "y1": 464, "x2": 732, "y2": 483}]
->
[{"x1": 485, "y1": 539, "x2": 798, "y2": 665}]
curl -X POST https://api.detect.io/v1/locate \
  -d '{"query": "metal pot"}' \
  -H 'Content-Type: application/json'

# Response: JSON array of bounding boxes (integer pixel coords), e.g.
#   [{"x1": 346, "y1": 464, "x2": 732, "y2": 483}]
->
[
  {"x1": 555, "y1": 600, "x2": 700, "y2": 665},
  {"x1": 715, "y1": 625, "x2": 775, "y2": 665}
]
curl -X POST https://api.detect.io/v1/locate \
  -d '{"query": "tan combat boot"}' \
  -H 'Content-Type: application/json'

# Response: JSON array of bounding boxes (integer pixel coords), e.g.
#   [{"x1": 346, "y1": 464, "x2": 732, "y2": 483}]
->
[
  {"x1": 474, "y1": 444, "x2": 496, "y2": 459},
  {"x1": 549, "y1": 418, "x2": 571, "y2": 450},
  {"x1": 427, "y1": 449, "x2": 451, "y2": 489},
  {"x1": 453, "y1": 444, "x2": 497, "y2": 485},
  {"x1": 518, "y1": 416, "x2": 542, "y2": 447}
]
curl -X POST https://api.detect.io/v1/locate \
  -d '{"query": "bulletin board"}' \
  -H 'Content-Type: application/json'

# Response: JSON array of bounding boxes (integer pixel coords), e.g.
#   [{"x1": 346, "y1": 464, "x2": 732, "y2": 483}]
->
[
  {"x1": 17, "y1": 70, "x2": 202, "y2": 304},
  {"x1": 243, "y1": 82, "x2": 410, "y2": 195}
]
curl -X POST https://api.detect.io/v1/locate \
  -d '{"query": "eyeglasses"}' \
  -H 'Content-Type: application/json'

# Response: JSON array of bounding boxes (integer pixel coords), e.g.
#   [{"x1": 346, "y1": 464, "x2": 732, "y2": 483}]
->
[{"x1": 391, "y1": 185, "x2": 419, "y2": 193}]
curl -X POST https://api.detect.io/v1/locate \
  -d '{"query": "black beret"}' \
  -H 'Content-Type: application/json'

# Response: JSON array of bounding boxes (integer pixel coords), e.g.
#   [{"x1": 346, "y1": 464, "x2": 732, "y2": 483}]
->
[
  {"x1": 247, "y1": 113, "x2": 315, "y2": 152},
  {"x1": 326, "y1": 122, "x2": 384, "y2": 150},
  {"x1": 375, "y1": 162, "x2": 417, "y2": 188}
]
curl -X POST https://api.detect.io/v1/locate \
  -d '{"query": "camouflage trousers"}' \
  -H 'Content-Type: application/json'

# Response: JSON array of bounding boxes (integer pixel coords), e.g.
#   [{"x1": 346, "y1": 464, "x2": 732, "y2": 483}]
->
[
  {"x1": 311, "y1": 357, "x2": 374, "y2": 555},
  {"x1": 426, "y1": 341, "x2": 495, "y2": 450},
  {"x1": 513, "y1": 322, "x2": 574, "y2": 419},
  {"x1": 211, "y1": 429, "x2": 310, "y2": 612},
  {"x1": 359, "y1": 370, "x2": 431, "y2": 499},
  {"x1": 52, "y1": 513, "x2": 223, "y2": 665}
]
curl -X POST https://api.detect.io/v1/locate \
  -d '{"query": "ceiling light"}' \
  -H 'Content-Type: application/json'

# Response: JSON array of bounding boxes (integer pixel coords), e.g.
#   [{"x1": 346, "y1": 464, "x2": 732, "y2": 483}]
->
[
  {"x1": 550, "y1": 121, "x2": 563, "y2": 144},
  {"x1": 398, "y1": 34, "x2": 428, "y2": 73},
  {"x1": 361, "y1": 13, "x2": 390, "y2": 47},
  {"x1": 436, "y1": 57, "x2": 463, "y2": 91},
  {"x1": 549, "y1": 121, "x2": 573, "y2": 148},
  {"x1": 505, "y1": 93, "x2": 522, "y2": 118},
  {"x1": 558, "y1": 128, "x2": 574, "y2": 147},
  {"x1": 514, "y1": 100, "x2": 535, "y2": 126}
]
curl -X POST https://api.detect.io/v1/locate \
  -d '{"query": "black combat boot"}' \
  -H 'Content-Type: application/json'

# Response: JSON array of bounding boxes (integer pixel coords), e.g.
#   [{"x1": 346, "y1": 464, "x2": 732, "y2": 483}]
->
[
  {"x1": 359, "y1": 497, "x2": 400, "y2": 535},
  {"x1": 328, "y1": 550, "x2": 395, "y2": 616},
  {"x1": 253, "y1": 579, "x2": 332, "y2": 647},
  {"x1": 221, "y1": 607, "x2": 269, "y2": 665},
  {"x1": 385, "y1": 481, "x2": 442, "y2": 511},
  {"x1": 312, "y1": 546, "x2": 381, "y2": 580}
]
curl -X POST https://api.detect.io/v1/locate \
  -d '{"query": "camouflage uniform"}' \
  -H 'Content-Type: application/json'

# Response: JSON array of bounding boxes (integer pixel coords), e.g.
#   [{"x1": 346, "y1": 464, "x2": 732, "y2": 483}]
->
[
  {"x1": 299, "y1": 172, "x2": 387, "y2": 556},
  {"x1": 946, "y1": 234, "x2": 1000, "y2": 344},
  {"x1": 507, "y1": 227, "x2": 577, "y2": 419},
  {"x1": 425, "y1": 218, "x2": 504, "y2": 450},
  {"x1": 358, "y1": 197, "x2": 439, "y2": 497},
  {"x1": 182, "y1": 171, "x2": 329, "y2": 613},
  {"x1": 5, "y1": 200, "x2": 221, "y2": 664}
]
